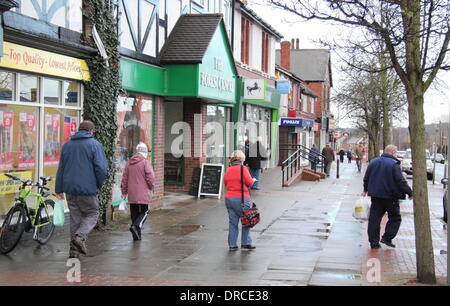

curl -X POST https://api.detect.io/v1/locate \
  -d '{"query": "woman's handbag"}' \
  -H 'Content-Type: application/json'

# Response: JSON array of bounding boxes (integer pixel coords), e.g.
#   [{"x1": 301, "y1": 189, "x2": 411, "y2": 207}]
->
[{"x1": 240, "y1": 166, "x2": 260, "y2": 228}]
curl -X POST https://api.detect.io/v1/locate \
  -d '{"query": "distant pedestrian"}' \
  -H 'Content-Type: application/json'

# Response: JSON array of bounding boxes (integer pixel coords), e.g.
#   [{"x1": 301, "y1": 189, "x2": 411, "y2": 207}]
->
[
  {"x1": 309, "y1": 144, "x2": 320, "y2": 172},
  {"x1": 224, "y1": 151, "x2": 257, "y2": 251},
  {"x1": 355, "y1": 144, "x2": 365, "y2": 173},
  {"x1": 55, "y1": 120, "x2": 108, "y2": 258},
  {"x1": 347, "y1": 150, "x2": 352, "y2": 163},
  {"x1": 338, "y1": 149, "x2": 345, "y2": 163},
  {"x1": 363, "y1": 144, "x2": 412, "y2": 249},
  {"x1": 321, "y1": 145, "x2": 335, "y2": 177},
  {"x1": 121, "y1": 142, "x2": 155, "y2": 241},
  {"x1": 244, "y1": 137, "x2": 268, "y2": 190}
]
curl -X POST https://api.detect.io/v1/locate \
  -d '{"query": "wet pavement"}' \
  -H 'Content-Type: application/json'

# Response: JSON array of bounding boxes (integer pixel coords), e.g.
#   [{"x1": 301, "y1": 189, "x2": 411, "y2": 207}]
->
[{"x1": 0, "y1": 161, "x2": 446, "y2": 286}]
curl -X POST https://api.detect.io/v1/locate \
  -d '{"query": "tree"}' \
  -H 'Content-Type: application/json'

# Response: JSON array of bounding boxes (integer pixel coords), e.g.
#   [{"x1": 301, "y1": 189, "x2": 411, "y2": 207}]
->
[
  {"x1": 335, "y1": 61, "x2": 406, "y2": 160},
  {"x1": 265, "y1": 0, "x2": 450, "y2": 283}
]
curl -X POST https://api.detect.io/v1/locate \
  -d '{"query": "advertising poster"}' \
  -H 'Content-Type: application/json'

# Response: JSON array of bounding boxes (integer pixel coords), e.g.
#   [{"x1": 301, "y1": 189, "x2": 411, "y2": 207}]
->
[
  {"x1": 63, "y1": 116, "x2": 78, "y2": 143},
  {"x1": 44, "y1": 114, "x2": 61, "y2": 166},
  {"x1": 0, "y1": 171, "x2": 33, "y2": 194},
  {"x1": 0, "y1": 111, "x2": 14, "y2": 171},
  {"x1": 18, "y1": 112, "x2": 37, "y2": 169}
]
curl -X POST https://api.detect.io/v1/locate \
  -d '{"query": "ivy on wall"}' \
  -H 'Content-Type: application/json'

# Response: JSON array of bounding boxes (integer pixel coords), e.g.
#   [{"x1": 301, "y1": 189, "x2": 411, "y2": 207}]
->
[{"x1": 82, "y1": 0, "x2": 122, "y2": 226}]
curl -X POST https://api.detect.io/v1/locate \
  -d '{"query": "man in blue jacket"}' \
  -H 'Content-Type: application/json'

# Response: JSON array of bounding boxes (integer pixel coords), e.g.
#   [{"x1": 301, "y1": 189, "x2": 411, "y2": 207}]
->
[
  {"x1": 56, "y1": 120, "x2": 107, "y2": 258},
  {"x1": 363, "y1": 144, "x2": 412, "y2": 249}
]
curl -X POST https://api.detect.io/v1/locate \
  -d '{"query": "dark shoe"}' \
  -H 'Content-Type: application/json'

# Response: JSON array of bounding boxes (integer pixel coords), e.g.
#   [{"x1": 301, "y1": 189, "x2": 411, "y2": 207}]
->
[
  {"x1": 229, "y1": 247, "x2": 238, "y2": 251},
  {"x1": 370, "y1": 244, "x2": 381, "y2": 249},
  {"x1": 72, "y1": 235, "x2": 87, "y2": 255},
  {"x1": 241, "y1": 245, "x2": 256, "y2": 250},
  {"x1": 380, "y1": 239, "x2": 396, "y2": 248},
  {"x1": 129, "y1": 226, "x2": 140, "y2": 241}
]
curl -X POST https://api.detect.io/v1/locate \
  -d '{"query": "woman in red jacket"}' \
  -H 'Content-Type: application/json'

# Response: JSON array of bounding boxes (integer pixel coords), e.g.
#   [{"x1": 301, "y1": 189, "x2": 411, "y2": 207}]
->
[
  {"x1": 223, "y1": 150, "x2": 256, "y2": 251},
  {"x1": 121, "y1": 142, "x2": 155, "y2": 241}
]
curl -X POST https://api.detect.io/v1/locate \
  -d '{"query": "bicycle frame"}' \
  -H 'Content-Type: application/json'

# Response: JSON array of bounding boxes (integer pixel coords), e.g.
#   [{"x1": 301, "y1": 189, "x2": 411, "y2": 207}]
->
[{"x1": 17, "y1": 186, "x2": 51, "y2": 229}]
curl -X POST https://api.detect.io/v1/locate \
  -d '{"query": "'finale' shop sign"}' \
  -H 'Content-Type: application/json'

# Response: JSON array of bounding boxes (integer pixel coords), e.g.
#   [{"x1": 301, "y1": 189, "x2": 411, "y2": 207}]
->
[
  {"x1": 0, "y1": 42, "x2": 90, "y2": 81},
  {"x1": 279, "y1": 117, "x2": 315, "y2": 128}
]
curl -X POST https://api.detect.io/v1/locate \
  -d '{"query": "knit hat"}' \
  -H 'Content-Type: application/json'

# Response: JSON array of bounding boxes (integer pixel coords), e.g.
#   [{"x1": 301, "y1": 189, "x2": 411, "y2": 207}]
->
[{"x1": 136, "y1": 142, "x2": 149, "y2": 158}]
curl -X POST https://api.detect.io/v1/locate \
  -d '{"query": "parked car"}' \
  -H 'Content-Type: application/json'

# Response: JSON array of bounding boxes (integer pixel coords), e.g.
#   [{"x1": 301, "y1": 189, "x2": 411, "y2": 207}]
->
[
  {"x1": 401, "y1": 150, "x2": 434, "y2": 180},
  {"x1": 432, "y1": 153, "x2": 445, "y2": 164},
  {"x1": 397, "y1": 150, "x2": 406, "y2": 160}
]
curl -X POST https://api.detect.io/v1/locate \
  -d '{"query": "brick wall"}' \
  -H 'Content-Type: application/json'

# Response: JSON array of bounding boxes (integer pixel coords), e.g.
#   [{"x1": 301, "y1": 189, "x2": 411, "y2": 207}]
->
[{"x1": 152, "y1": 96, "x2": 165, "y2": 208}]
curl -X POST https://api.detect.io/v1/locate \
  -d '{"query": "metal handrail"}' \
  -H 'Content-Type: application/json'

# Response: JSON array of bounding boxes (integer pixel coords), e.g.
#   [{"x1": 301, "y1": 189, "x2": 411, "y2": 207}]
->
[{"x1": 281, "y1": 145, "x2": 325, "y2": 187}]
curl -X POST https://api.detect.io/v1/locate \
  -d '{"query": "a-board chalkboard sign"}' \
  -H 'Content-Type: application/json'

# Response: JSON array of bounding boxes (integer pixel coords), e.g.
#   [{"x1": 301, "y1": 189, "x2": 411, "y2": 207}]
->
[{"x1": 198, "y1": 163, "x2": 224, "y2": 199}]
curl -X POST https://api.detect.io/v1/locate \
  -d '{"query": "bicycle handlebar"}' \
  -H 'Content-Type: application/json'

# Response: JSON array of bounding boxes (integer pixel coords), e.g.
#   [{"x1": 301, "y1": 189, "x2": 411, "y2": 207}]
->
[{"x1": 4, "y1": 173, "x2": 52, "y2": 193}]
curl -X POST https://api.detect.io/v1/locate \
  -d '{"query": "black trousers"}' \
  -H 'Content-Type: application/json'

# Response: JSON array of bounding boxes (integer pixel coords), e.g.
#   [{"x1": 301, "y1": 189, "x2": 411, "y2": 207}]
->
[
  {"x1": 368, "y1": 197, "x2": 402, "y2": 246},
  {"x1": 130, "y1": 204, "x2": 149, "y2": 233}
]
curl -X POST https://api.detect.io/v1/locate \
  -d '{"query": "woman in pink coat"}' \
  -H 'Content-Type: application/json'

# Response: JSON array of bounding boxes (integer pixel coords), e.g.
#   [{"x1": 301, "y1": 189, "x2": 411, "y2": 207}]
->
[{"x1": 121, "y1": 142, "x2": 155, "y2": 241}]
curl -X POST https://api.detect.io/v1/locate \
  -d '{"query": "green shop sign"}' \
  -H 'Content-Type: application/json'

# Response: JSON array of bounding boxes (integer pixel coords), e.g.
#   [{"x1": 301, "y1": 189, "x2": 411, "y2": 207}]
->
[{"x1": 120, "y1": 17, "x2": 237, "y2": 105}]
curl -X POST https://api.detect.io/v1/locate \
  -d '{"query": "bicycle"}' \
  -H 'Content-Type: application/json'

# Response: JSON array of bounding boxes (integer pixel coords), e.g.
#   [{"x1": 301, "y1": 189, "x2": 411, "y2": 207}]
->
[{"x1": 0, "y1": 174, "x2": 56, "y2": 254}]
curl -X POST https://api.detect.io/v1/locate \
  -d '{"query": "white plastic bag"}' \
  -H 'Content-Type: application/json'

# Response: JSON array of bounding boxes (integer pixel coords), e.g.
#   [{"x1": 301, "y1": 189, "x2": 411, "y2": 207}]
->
[
  {"x1": 353, "y1": 196, "x2": 371, "y2": 221},
  {"x1": 118, "y1": 200, "x2": 128, "y2": 213}
]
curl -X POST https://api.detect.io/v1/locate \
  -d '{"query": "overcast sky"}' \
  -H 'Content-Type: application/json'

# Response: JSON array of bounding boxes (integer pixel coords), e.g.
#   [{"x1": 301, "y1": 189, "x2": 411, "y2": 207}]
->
[{"x1": 247, "y1": 2, "x2": 450, "y2": 128}]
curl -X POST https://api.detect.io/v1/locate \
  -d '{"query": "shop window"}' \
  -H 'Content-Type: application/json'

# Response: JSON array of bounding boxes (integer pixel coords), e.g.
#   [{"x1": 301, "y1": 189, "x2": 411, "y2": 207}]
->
[
  {"x1": 64, "y1": 81, "x2": 80, "y2": 107},
  {"x1": 42, "y1": 108, "x2": 79, "y2": 195},
  {"x1": 44, "y1": 78, "x2": 61, "y2": 105},
  {"x1": 20, "y1": 74, "x2": 38, "y2": 103},
  {"x1": 0, "y1": 105, "x2": 39, "y2": 216},
  {"x1": 114, "y1": 95, "x2": 153, "y2": 189},
  {"x1": 0, "y1": 71, "x2": 15, "y2": 100},
  {"x1": 206, "y1": 105, "x2": 226, "y2": 164}
]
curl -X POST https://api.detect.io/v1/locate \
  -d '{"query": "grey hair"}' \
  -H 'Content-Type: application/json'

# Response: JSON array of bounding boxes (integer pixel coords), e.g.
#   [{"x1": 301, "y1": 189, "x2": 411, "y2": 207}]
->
[{"x1": 384, "y1": 144, "x2": 398, "y2": 155}]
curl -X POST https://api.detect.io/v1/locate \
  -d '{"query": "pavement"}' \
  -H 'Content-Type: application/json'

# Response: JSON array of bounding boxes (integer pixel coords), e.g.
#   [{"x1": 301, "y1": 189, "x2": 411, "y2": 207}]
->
[{"x1": 0, "y1": 161, "x2": 447, "y2": 286}]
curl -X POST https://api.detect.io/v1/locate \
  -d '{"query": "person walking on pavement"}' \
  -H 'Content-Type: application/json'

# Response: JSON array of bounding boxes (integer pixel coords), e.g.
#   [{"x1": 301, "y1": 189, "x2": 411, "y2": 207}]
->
[
  {"x1": 224, "y1": 151, "x2": 257, "y2": 251},
  {"x1": 338, "y1": 149, "x2": 345, "y2": 163},
  {"x1": 321, "y1": 144, "x2": 335, "y2": 177},
  {"x1": 309, "y1": 144, "x2": 320, "y2": 172},
  {"x1": 121, "y1": 142, "x2": 155, "y2": 241},
  {"x1": 347, "y1": 150, "x2": 353, "y2": 163},
  {"x1": 55, "y1": 120, "x2": 107, "y2": 258},
  {"x1": 355, "y1": 143, "x2": 365, "y2": 173},
  {"x1": 363, "y1": 144, "x2": 413, "y2": 249},
  {"x1": 244, "y1": 137, "x2": 268, "y2": 190}
]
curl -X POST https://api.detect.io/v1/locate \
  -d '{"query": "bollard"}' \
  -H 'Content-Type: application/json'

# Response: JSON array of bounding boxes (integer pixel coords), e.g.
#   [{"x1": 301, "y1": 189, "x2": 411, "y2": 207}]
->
[{"x1": 336, "y1": 159, "x2": 340, "y2": 179}]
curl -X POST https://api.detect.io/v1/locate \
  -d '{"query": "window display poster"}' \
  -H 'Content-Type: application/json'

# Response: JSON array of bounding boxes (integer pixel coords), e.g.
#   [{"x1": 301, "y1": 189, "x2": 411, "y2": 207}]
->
[
  {"x1": 0, "y1": 111, "x2": 14, "y2": 171},
  {"x1": 63, "y1": 116, "x2": 78, "y2": 143},
  {"x1": 44, "y1": 114, "x2": 61, "y2": 166},
  {"x1": 18, "y1": 112, "x2": 37, "y2": 169}
]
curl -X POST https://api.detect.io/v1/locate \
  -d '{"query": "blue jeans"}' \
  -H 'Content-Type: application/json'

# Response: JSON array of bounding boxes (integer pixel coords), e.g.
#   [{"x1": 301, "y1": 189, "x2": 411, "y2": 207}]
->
[
  {"x1": 225, "y1": 197, "x2": 252, "y2": 248},
  {"x1": 249, "y1": 168, "x2": 261, "y2": 189}
]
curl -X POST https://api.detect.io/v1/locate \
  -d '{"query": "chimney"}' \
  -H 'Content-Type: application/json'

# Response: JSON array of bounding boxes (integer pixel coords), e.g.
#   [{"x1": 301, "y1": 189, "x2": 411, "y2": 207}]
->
[
  {"x1": 296, "y1": 38, "x2": 299, "y2": 49},
  {"x1": 280, "y1": 41, "x2": 291, "y2": 71},
  {"x1": 291, "y1": 39, "x2": 295, "y2": 49}
]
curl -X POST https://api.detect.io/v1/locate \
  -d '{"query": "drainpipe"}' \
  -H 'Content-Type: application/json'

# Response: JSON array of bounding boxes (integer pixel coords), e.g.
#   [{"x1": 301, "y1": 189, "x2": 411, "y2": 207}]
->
[{"x1": 231, "y1": 0, "x2": 235, "y2": 51}]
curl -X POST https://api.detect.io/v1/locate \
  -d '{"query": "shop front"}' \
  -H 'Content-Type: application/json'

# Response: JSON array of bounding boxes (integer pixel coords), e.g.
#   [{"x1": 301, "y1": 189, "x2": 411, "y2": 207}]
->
[
  {"x1": 0, "y1": 42, "x2": 89, "y2": 216},
  {"x1": 117, "y1": 58, "x2": 165, "y2": 207},
  {"x1": 278, "y1": 117, "x2": 315, "y2": 166},
  {"x1": 235, "y1": 80, "x2": 280, "y2": 169},
  {"x1": 160, "y1": 14, "x2": 238, "y2": 193}
]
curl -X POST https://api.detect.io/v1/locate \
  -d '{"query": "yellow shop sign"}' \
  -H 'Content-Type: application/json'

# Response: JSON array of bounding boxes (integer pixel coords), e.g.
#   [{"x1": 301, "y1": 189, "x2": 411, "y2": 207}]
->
[
  {"x1": 0, "y1": 42, "x2": 90, "y2": 81},
  {"x1": 0, "y1": 171, "x2": 33, "y2": 195}
]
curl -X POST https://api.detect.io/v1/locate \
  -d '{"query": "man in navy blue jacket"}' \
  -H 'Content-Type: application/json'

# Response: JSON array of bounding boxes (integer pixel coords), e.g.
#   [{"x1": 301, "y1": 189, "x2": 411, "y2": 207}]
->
[
  {"x1": 56, "y1": 120, "x2": 107, "y2": 258},
  {"x1": 363, "y1": 145, "x2": 412, "y2": 249}
]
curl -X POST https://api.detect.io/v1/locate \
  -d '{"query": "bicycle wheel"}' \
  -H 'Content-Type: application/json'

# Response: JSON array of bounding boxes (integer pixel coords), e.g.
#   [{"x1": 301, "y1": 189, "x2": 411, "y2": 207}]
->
[
  {"x1": 0, "y1": 205, "x2": 27, "y2": 254},
  {"x1": 34, "y1": 199, "x2": 55, "y2": 245}
]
